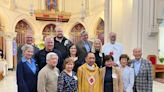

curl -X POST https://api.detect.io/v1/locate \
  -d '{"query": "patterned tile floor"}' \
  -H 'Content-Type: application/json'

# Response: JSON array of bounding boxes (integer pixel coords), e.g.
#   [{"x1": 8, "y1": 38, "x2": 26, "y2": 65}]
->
[{"x1": 0, "y1": 71, "x2": 164, "y2": 92}]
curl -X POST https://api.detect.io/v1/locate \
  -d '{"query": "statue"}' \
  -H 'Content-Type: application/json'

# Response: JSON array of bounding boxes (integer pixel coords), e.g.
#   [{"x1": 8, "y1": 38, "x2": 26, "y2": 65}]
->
[{"x1": 46, "y1": 0, "x2": 57, "y2": 11}]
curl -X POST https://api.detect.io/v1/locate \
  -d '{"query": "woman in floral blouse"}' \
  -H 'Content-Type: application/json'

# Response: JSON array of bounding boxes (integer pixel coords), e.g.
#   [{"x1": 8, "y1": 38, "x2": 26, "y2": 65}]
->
[{"x1": 57, "y1": 57, "x2": 78, "y2": 92}]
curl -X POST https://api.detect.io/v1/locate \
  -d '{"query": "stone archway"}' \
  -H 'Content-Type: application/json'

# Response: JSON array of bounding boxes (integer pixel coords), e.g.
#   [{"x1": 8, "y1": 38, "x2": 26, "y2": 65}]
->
[
  {"x1": 42, "y1": 24, "x2": 56, "y2": 40},
  {"x1": 70, "y1": 23, "x2": 85, "y2": 44},
  {"x1": 15, "y1": 20, "x2": 33, "y2": 46},
  {"x1": 96, "y1": 18, "x2": 104, "y2": 45}
]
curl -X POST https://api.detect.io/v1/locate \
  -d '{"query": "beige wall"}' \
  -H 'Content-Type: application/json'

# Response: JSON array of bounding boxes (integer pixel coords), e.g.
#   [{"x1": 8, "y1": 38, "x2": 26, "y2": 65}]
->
[{"x1": 0, "y1": 0, "x2": 104, "y2": 44}]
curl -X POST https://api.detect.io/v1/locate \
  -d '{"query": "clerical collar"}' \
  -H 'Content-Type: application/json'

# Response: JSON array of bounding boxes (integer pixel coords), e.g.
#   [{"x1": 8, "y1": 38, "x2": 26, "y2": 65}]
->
[
  {"x1": 45, "y1": 48, "x2": 53, "y2": 52},
  {"x1": 87, "y1": 64, "x2": 95, "y2": 70}
]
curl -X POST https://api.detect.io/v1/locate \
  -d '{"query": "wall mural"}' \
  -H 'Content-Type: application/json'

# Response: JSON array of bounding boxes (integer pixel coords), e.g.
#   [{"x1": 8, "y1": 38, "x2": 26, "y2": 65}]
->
[{"x1": 70, "y1": 23, "x2": 85, "y2": 44}]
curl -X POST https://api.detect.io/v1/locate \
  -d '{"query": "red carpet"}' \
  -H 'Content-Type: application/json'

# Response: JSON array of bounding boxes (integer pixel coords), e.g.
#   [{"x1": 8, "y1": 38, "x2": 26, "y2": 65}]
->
[{"x1": 154, "y1": 78, "x2": 164, "y2": 84}]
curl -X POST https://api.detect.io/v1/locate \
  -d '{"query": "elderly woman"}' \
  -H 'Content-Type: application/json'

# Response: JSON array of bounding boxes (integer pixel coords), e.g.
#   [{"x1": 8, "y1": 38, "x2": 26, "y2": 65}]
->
[
  {"x1": 16, "y1": 44, "x2": 38, "y2": 92},
  {"x1": 57, "y1": 57, "x2": 78, "y2": 92},
  {"x1": 92, "y1": 39, "x2": 104, "y2": 68},
  {"x1": 100, "y1": 55, "x2": 123, "y2": 92},
  {"x1": 119, "y1": 54, "x2": 134, "y2": 92}
]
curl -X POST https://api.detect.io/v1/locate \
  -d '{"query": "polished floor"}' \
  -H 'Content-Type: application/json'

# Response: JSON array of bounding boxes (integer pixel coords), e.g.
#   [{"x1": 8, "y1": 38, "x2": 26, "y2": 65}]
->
[{"x1": 0, "y1": 71, "x2": 164, "y2": 92}]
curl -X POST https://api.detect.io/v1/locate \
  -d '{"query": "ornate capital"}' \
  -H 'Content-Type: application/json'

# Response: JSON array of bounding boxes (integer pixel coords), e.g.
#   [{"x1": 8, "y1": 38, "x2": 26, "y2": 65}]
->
[
  {"x1": 157, "y1": 18, "x2": 164, "y2": 24},
  {"x1": 4, "y1": 32, "x2": 17, "y2": 40},
  {"x1": 148, "y1": 25, "x2": 159, "y2": 37}
]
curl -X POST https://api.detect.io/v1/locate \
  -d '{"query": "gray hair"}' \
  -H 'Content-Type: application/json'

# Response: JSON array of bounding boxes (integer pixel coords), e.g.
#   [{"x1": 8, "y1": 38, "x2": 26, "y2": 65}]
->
[
  {"x1": 21, "y1": 44, "x2": 34, "y2": 52},
  {"x1": 46, "y1": 52, "x2": 58, "y2": 62},
  {"x1": 44, "y1": 36, "x2": 54, "y2": 44},
  {"x1": 80, "y1": 30, "x2": 88, "y2": 36}
]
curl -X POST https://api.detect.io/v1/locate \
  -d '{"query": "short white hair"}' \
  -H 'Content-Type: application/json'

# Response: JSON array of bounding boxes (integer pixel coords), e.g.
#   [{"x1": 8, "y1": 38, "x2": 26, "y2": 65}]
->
[
  {"x1": 46, "y1": 52, "x2": 58, "y2": 62},
  {"x1": 21, "y1": 44, "x2": 33, "y2": 52},
  {"x1": 44, "y1": 36, "x2": 54, "y2": 44}
]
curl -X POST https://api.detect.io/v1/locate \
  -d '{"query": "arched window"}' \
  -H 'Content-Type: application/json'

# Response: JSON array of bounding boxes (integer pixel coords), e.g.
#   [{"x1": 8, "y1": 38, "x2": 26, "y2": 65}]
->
[
  {"x1": 42, "y1": 24, "x2": 56, "y2": 40},
  {"x1": 15, "y1": 20, "x2": 33, "y2": 46},
  {"x1": 70, "y1": 23, "x2": 85, "y2": 44}
]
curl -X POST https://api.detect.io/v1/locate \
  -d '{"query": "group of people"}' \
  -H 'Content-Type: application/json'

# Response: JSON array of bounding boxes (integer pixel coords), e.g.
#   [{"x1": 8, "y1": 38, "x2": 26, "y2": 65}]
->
[{"x1": 16, "y1": 26, "x2": 153, "y2": 92}]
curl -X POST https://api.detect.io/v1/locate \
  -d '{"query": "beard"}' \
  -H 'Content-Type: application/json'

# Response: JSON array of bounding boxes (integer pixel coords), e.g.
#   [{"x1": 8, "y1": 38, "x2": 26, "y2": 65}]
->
[{"x1": 56, "y1": 35, "x2": 63, "y2": 39}]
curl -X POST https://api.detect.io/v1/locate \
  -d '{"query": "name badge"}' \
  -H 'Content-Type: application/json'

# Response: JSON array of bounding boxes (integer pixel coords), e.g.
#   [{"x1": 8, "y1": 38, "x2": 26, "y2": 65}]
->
[
  {"x1": 73, "y1": 76, "x2": 78, "y2": 80},
  {"x1": 112, "y1": 73, "x2": 117, "y2": 79}
]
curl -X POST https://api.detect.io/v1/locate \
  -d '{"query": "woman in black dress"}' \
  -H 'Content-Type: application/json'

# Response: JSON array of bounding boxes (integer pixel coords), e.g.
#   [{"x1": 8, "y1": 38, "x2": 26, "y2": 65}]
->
[
  {"x1": 68, "y1": 44, "x2": 84, "y2": 72},
  {"x1": 92, "y1": 39, "x2": 104, "y2": 68}
]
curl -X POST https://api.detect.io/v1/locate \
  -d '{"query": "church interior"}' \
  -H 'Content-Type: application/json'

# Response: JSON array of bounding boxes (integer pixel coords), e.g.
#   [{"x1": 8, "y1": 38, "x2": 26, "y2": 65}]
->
[{"x1": 0, "y1": 0, "x2": 164, "y2": 92}]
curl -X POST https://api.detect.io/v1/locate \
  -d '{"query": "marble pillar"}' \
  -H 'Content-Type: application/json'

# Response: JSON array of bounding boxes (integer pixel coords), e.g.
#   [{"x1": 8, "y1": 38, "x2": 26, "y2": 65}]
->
[
  {"x1": 132, "y1": 0, "x2": 159, "y2": 58},
  {"x1": 4, "y1": 32, "x2": 16, "y2": 69},
  {"x1": 104, "y1": 0, "x2": 112, "y2": 43}
]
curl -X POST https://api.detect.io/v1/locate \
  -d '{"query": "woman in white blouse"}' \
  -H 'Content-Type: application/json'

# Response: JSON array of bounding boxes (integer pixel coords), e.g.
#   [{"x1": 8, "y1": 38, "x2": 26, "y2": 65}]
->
[{"x1": 119, "y1": 54, "x2": 134, "y2": 92}]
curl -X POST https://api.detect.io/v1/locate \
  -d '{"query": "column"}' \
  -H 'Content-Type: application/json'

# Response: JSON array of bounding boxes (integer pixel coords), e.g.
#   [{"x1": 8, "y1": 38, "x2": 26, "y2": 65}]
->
[
  {"x1": 9, "y1": 0, "x2": 15, "y2": 10},
  {"x1": 4, "y1": 32, "x2": 16, "y2": 69},
  {"x1": 131, "y1": 0, "x2": 159, "y2": 58},
  {"x1": 104, "y1": 0, "x2": 112, "y2": 44}
]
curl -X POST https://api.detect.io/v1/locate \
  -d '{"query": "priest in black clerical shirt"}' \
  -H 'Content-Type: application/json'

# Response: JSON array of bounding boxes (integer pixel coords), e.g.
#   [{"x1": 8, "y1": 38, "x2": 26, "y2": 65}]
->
[{"x1": 35, "y1": 36, "x2": 63, "y2": 72}]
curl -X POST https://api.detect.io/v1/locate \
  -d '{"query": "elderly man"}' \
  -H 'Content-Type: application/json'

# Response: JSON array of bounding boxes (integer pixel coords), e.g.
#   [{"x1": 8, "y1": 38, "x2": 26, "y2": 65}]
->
[
  {"x1": 130, "y1": 48, "x2": 152, "y2": 92},
  {"x1": 76, "y1": 30, "x2": 92, "y2": 60},
  {"x1": 77, "y1": 52, "x2": 101, "y2": 92},
  {"x1": 102, "y1": 32, "x2": 123, "y2": 66},
  {"x1": 37, "y1": 52, "x2": 59, "y2": 92},
  {"x1": 54, "y1": 26, "x2": 72, "y2": 59},
  {"x1": 35, "y1": 36, "x2": 63, "y2": 71},
  {"x1": 17, "y1": 33, "x2": 39, "y2": 62}
]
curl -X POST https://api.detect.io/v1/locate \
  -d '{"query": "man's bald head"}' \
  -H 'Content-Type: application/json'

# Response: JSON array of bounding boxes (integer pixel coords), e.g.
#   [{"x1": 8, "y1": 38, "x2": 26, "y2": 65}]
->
[
  {"x1": 109, "y1": 32, "x2": 116, "y2": 44},
  {"x1": 133, "y1": 48, "x2": 142, "y2": 60},
  {"x1": 55, "y1": 26, "x2": 63, "y2": 39}
]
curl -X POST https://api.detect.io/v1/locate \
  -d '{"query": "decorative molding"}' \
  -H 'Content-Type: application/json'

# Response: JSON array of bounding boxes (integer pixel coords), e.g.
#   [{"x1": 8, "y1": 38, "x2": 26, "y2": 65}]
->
[
  {"x1": 148, "y1": 25, "x2": 159, "y2": 37},
  {"x1": 4, "y1": 32, "x2": 17, "y2": 40},
  {"x1": 157, "y1": 18, "x2": 164, "y2": 24},
  {"x1": 147, "y1": 18, "x2": 164, "y2": 37}
]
